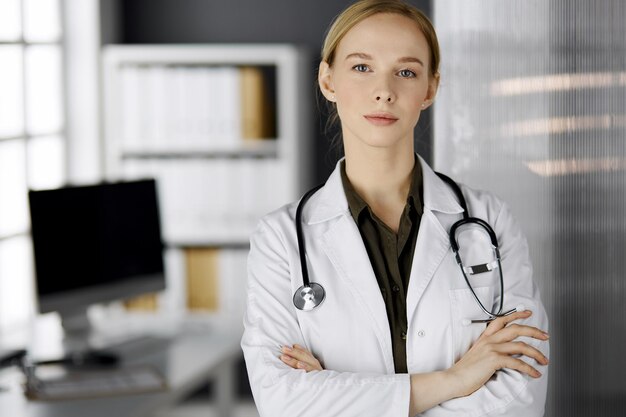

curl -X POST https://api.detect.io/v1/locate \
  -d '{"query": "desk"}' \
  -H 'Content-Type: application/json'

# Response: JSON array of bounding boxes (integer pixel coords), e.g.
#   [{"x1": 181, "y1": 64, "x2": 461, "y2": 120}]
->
[{"x1": 0, "y1": 327, "x2": 243, "y2": 417}]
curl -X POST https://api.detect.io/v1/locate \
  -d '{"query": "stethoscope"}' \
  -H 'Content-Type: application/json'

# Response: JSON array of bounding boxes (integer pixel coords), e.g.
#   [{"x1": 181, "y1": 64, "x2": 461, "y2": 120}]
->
[{"x1": 292, "y1": 172, "x2": 517, "y2": 325}]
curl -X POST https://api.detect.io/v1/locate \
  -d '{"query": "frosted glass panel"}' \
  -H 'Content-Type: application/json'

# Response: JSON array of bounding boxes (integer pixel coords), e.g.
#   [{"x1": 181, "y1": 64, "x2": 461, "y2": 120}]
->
[
  {"x1": 0, "y1": 0, "x2": 21, "y2": 41},
  {"x1": 25, "y1": 45, "x2": 63, "y2": 135},
  {"x1": 0, "y1": 140, "x2": 29, "y2": 237},
  {"x1": 23, "y1": 0, "x2": 61, "y2": 42},
  {"x1": 434, "y1": 1, "x2": 626, "y2": 415},
  {"x1": 0, "y1": 46, "x2": 24, "y2": 138},
  {"x1": 0, "y1": 236, "x2": 34, "y2": 332},
  {"x1": 27, "y1": 135, "x2": 65, "y2": 190}
]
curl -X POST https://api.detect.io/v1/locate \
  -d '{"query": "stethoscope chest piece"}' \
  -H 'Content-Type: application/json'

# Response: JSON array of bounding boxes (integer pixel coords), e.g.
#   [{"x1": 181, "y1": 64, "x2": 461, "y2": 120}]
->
[{"x1": 293, "y1": 283, "x2": 326, "y2": 311}]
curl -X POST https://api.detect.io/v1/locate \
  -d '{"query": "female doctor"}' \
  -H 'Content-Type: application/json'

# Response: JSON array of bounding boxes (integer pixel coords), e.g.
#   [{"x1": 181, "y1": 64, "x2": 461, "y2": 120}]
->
[{"x1": 241, "y1": 1, "x2": 549, "y2": 416}]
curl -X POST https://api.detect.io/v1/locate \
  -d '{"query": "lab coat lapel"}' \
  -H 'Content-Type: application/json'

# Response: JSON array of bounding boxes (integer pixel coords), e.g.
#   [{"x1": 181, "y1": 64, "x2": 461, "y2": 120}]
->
[
  {"x1": 320, "y1": 216, "x2": 395, "y2": 374},
  {"x1": 305, "y1": 159, "x2": 395, "y2": 373},
  {"x1": 406, "y1": 209, "x2": 450, "y2": 316},
  {"x1": 406, "y1": 156, "x2": 464, "y2": 316}
]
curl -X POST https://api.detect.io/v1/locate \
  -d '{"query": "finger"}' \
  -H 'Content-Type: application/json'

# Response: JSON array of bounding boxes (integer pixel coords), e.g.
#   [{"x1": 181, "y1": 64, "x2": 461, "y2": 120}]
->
[
  {"x1": 495, "y1": 341, "x2": 549, "y2": 365},
  {"x1": 295, "y1": 360, "x2": 312, "y2": 371},
  {"x1": 500, "y1": 356, "x2": 543, "y2": 378},
  {"x1": 282, "y1": 345, "x2": 311, "y2": 363},
  {"x1": 491, "y1": 323, "x2": 549, "y2": 344},
  {"x1": 293, "y1": 343, "x2": 307, "y2": 351},
  {"x1": 282, "y1": 344, "x2": 323, "y2": 371},
  {"x1": 286, "y1": 353, "x2": 317, "y2": 368},
  {"x1": 279, "y1": 354, "x2": 300, "y2": 369},
  {"x1": 280, "y1": 354, "x2": 317, "y2": 372},
  {"x1": 292, "y1": 344, "x2": 314, "y2": 358},
  {"x1": 288, "y1": 344, "x2": 320, "y2": 366},
  {"x1": 293, "y1": 347, "x2": 323, "y2": 370},
  {"x1": 281, "y1": 347, "x2": 317, "y2": 368},
  {"x1": 482, "y1": 310, "x2": 532, "y2": 337}
]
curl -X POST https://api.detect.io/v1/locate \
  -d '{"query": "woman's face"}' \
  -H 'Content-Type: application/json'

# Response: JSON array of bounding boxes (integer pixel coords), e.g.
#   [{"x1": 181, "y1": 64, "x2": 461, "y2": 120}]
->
[{"x1": 320, "y1": 13, "x2": 438, "y2": 151}]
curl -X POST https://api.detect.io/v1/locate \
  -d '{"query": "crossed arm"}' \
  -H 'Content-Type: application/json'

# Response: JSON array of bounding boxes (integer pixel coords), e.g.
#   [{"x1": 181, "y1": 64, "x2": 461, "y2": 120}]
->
[
  {"x1": 245, "y1": 201, "x2": 549, "y2": 416},
  {"x1": 280, "y1": 310, "x2": 549, "y2": 415}
]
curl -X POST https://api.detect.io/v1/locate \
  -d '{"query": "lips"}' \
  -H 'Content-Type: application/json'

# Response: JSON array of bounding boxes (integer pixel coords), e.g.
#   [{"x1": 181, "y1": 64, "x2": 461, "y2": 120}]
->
[{"x1": 364, "y1": 112, "x2": 398, "y2": 126}]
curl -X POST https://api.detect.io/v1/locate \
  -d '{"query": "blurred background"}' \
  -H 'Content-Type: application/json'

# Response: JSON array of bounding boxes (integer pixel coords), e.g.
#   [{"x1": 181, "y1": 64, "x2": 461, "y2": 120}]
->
[{"x1": 0, "y1": 0, "x2": 624, "y2": 416}]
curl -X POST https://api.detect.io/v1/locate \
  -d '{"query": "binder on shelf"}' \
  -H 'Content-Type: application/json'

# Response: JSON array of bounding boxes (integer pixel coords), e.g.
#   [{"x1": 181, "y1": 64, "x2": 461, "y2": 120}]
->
[
  {"x1": 118, "y1": 64, "x2": 274, "y2": 153},
  {"x1": 219, "y1": 248, "x2": 249, "y2": 321},
  {"x1": 124, "y1": 293, "x2": 159, "y2": 311},
  {"x1": 219, "y1": 66, "x2": 242, "y2": 145},
  {"x1": 147, "y1": 65, "x2": 168, "y2": 148},
  {"x1": 240, "y1": 66, "x2": 275, "y2": 140},
  {"x1": 120, "y1": 65, "x2": 141, "y2": 149},
  {"x1": 119, "y1": 157, "x2": 274, "y2": 246},
  {"x1": 182, "y1": 247, "x2": 249, "y2": 319},
  {"x1": 185, "y1": 248, "x2": 220, "y2": 311}
]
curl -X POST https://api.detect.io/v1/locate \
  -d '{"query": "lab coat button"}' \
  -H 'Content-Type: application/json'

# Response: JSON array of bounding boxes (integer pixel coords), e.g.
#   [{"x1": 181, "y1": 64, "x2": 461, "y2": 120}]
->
[{"x1": 418, "y1": 330, "x2": 425, "y2": 337}]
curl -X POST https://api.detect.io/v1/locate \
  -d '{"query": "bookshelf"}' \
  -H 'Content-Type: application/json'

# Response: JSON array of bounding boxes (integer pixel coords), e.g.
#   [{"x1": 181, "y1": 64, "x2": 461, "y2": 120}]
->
[
  {"x1": 102, "y1": 44, "x2": 312, "y2": 246},
  {"x1": 102, "y1": 44, "x2": 313, "y2": 317}
]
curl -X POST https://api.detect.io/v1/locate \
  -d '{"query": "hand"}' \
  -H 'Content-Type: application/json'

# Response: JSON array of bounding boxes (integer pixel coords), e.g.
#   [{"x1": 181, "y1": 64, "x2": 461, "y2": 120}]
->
[
  {"x1": 446, "y1": 310, "x2": 549, "y2": 398},
  {"x1": 279, "y1": 344, "x2": 324, "y2": 372}
]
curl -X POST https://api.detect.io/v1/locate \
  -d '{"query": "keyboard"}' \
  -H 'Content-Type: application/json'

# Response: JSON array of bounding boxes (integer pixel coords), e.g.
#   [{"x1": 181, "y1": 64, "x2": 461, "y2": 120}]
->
[{"x1": 25, "y1": 366, "x2": 167, "y2": 401}]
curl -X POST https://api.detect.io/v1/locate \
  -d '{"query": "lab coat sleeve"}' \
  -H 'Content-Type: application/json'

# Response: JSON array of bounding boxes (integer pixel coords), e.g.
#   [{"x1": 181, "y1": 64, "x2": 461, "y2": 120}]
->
[
  {"x1": 241, "y1": 218, "x2": 411, "y2": 417},
  {"x1": 421, "y1": 199, "x2": 549, "y2": 417}
]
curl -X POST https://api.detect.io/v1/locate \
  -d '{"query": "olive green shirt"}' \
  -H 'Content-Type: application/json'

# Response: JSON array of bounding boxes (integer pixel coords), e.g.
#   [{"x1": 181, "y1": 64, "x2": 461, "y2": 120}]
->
[{"x1": 340, "y1": 155, "x2": 423, "y2": 374}]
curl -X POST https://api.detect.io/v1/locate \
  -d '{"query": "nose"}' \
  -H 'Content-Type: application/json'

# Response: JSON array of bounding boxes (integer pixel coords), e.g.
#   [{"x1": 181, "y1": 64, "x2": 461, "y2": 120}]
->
[{"x1": 373, "y1": 79, "x2": 395, "y2": 103}]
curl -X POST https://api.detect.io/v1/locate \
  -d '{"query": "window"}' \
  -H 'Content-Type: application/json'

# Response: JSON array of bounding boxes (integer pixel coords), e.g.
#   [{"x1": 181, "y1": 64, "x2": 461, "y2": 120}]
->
[{"x1": 0, "y1": 0, "x2": 65, "y2": 333}]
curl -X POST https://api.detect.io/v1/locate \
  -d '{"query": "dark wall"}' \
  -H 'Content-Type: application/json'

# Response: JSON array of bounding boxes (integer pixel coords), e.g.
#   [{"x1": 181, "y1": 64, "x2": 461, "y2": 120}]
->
[{"x1": 114, "y1": 0, "x2": 433, "y2": 183}]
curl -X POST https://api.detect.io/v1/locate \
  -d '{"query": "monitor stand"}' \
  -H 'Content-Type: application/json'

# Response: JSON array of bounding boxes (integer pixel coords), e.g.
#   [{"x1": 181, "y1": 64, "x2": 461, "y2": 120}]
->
[
  {"x1": 60, "y1": 310, "x2": 91, "y2": 349},
  {"x1": 56, "y1": 308, "x2": 172, "y2": 364},
  {"x1": 53, "y1": 309, "x2": 120, "y2": 367}
]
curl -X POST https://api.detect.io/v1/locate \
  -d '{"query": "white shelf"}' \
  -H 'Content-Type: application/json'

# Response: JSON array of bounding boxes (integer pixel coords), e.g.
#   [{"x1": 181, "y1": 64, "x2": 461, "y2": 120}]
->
[
  {"x1": 102, "y1": 44, "x2": 313, "y2": 246},
  {"x1": 163, "y1": 219, "x2": 256, "y2": 247},
  {"x1": 120, "y1": 139, "x2": 279, "y2": 159}
]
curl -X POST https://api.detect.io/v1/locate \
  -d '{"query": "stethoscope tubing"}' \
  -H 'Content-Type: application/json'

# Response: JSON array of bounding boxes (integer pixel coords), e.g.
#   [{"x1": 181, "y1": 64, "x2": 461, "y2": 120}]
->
[
  {"x1": 295, "y1": 183, "x2": 325, "y2": 288},
  {"x1": 454, "y1": 254, "x2": 515, "y2": 323},
  {"x1": 293, "y1": 172, "x2": 513, "y2": 322},
  {"x1": 439, "y1": 171, "x2": 514, "y2": 323},
  {"x1": 293, "y1": 183, "x2": 326, "y2": 311}
]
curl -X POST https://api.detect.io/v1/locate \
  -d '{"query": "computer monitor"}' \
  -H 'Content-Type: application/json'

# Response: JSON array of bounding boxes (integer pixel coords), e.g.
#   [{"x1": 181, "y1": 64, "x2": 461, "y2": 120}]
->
[{"x1": 28, "y1": 179, "x2": 166, "y2": 343}]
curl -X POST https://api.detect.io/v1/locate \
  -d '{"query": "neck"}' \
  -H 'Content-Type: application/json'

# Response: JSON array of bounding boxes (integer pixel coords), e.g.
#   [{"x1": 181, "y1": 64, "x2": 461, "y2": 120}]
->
[{"x1": 343, "y1": 140, "x2": 415, "y2": 209}]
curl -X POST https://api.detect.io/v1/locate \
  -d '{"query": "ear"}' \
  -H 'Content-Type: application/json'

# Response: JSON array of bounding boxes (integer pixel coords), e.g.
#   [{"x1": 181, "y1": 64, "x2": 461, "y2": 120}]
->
[
  {"x1": 318, "y1": 61, "x2": 336, "y2": 102},
  {"x1": 421, "y1": 72, "x2": 440, "y2": 110}
]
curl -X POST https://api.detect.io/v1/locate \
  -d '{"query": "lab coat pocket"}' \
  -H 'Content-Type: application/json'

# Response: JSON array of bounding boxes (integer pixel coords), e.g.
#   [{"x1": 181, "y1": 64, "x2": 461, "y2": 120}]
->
[{"x1": 449, "y1": 286, "x2": 494, "y2": 364}]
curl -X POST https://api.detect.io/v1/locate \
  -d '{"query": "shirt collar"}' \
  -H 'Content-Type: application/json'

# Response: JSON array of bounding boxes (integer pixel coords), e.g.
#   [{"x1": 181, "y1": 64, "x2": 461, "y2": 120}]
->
[
  {"x1": 340, "y1": 154, "x2": 424, "y2": 222},
  {"x1": 303, "y1": 154, "x2": 463, "y2": 225}
]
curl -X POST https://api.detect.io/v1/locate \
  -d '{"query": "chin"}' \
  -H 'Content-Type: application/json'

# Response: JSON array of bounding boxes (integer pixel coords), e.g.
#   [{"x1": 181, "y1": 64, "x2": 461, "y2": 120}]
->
[
  {"x1": 343, "y1": 123, "x2": 411, "y2": 150},
  {"x1": 361, "y1": 132, "x2": 408, "y2": 149}
]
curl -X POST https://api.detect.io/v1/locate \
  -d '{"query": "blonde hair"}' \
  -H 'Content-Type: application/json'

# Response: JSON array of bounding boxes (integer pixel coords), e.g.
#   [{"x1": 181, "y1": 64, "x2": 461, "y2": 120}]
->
[
  {"x1": 320, "y1": 0, "x2": 440, "y2": 156},
  {"x1": 321, "y1": 0, "x2": 440, "y2": 77}
]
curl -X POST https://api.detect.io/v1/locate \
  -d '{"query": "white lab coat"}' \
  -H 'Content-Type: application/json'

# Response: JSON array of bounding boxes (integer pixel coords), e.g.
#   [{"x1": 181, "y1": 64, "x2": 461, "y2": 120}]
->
[{"x1": 241, "y1": 155, "x2": 549, "y2": 417}]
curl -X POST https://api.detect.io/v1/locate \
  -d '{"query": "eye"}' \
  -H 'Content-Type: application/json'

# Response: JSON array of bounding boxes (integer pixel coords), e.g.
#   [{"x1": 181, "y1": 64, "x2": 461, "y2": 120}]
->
[
  {"x1": 398, "y1": 69, "x2": 416, "y2": 78},
  {"x1": 352, "y1": 64, "x2": 370, "y2": 73}
]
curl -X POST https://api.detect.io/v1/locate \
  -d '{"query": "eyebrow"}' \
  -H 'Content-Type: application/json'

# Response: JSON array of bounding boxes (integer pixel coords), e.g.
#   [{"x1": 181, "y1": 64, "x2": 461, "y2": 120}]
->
[{"x1": 345, "y1": 52, "x2": 424, "y2": 67}]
